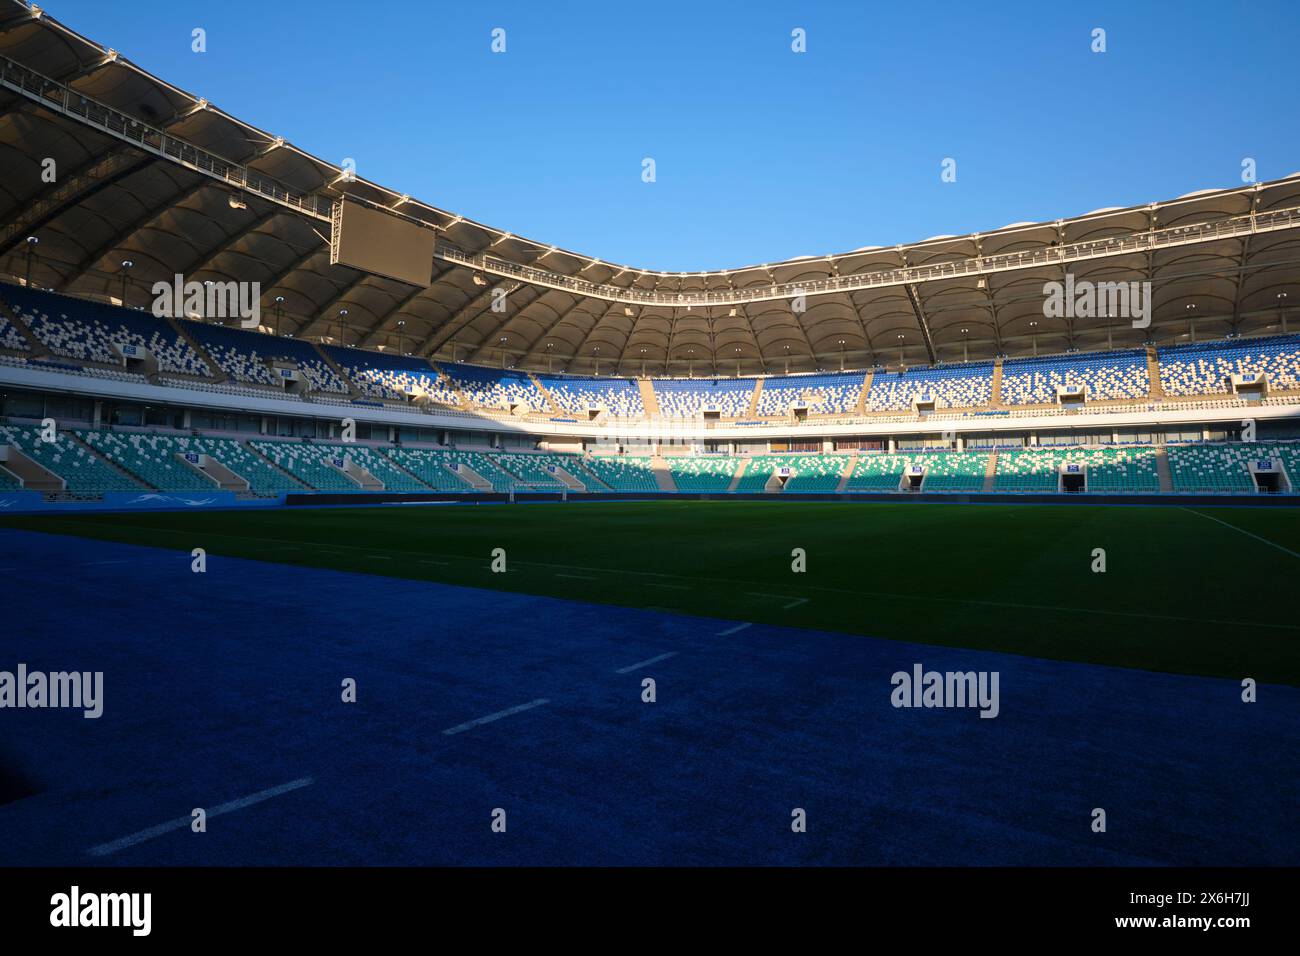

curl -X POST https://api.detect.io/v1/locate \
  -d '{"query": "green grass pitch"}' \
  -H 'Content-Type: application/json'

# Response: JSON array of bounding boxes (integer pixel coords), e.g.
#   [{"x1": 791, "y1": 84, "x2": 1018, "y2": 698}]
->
[{"x1": 5, "y1": 500, "x2": 1298, "y2": 685}]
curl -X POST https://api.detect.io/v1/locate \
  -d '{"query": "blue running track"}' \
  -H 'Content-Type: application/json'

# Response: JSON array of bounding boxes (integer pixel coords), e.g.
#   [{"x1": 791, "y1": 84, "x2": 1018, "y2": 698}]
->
[{"x1": 0, "y1": 527, "x2": 1295, "y2": 866}]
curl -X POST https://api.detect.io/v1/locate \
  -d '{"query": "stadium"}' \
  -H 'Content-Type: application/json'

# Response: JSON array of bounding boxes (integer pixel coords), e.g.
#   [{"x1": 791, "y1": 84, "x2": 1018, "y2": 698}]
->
[{"x1": 0, "y1": 0, "x2": 1296, "y2": 899}]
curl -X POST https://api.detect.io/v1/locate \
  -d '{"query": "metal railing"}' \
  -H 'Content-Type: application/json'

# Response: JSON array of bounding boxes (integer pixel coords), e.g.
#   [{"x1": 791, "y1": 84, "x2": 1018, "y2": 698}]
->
[{"x1": 6, "y1": 53, "x2": 1300, "y2": 309}]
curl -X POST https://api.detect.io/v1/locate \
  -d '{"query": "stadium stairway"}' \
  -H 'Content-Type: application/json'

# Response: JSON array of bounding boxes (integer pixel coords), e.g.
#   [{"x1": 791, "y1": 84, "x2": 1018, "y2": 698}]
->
[
  {"x1": 452, "y1": 462, "x2": 494, "y2": 491},
  {"x1": 375, "y1": 449, "x2": 435, "y2": 489},
  {"x1": 1155, "y1": 446, "x2": 1173, "y2": 492},
  {"x1": 247, "y1": 442, "x2": 323, "y2": 491},
  {"x1": 527, "y1": 372, "x2": 560, "y2": 415},
  {"x1": 988, "y1": 359, "x2": 1004, "y2": 408},
  {"x1": 727, "y1": 458, "x2": 750, "y2": 492},
  {"x1": 574, "y1": 459, "x2": 613, "y2": 491},
  {"x1": 834, "y1": 454, "x2": 859, "y2": 492},
  {"x1": 189, "y1": 454, "x2": 248, "y2": 492},
  {"x1": 0, "y1": 297, "x2": 47, "y2": 355},
  {"x1": 66, "y1": 432, "x2": 152, "y2": 490},
  {"x1": 854, "y1": 371, "x2": 873, "y2": 415},
  {"x1": 428, "y1": 362, "x2": 474, "y2": 408},
  {"x1": 314, "y1": 345, "x2": 361, "y2": 398},
  {"x1": 650, "y1": 455, "x2": 677, "y2": 492},
  {"x1": 745, "y1": 380, "x2": 764, "y2": 418},
  {"x1": 551, "y1": 463, "x2": 587, "y2": 492},
  {"x1": 339, "y1": 456, "x2": 383, "y2": 490},
  {"x1": 637, "y1": 378, "x2": 660, "y2": 417},
  {"x1": 163, "y1": 316, "x2": 227, "y2": 383},
  {"x1": 982, "y1": 449, "x2": 1000, "y2": 492},
  {"x1": 1146, "y1": 346, "x2": 1164, "y2": 398},
  {"x1": 0, "y1": 443, "x2": 64, "y2": 490}
]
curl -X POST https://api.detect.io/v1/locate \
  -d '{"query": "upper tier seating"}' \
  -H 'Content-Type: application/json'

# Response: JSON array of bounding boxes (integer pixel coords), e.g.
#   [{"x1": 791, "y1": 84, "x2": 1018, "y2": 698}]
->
[
  {"x1": 436, "y1": 364, "x2": 546, "y2": 411},
  {"x1": 0, "y1": 308, "x2": 28, "y2": 351},
  {"x1": 866, "y1": 363, "x2": 994, "y2": 411},
  {"x1": 0, "y1": 423, "x2": 140, "y2": 496},
  {"x1": 666, "y1": 456, "x2": 737, "y2": 491},
  {"x1": 995, "y1": 447, "x2": 1160, "y2": 493},
  {"x1": 735, "y1": 454, "x2": 848, "y2": 492},
  {"x1": 652, "y1": 378, "x2": 755, "y2": 418},
  {"x1": 579, "y1": 456, "x2": 658, "y2": 491},
  {"x1": 1157, "y1": 335, "x2": 1300, "y2": 397},
  {"x1": 247, "y1": 440, "x2": 368, "y2": 491},
  {"x1": 325, "y1": 346, "x2": 459, "y2": 405},
  {"x1": 1000, "y1": 350, "x2": 1149, "y2": 405},
  {"x1": 845, "y1": 452, "x2": 988, "y2": 491},
  {"x1": 183, "y1": 321, "x2": 347, "y2": 393},
  {"x1": 2, "y1": 282, "x2": 209, "y2": 375},
  {"x1": 755, "y1": 373, "x2": 864, "y2": 416},
  {"x1": 535, "y1": 374, "x2": 644, "y2": 417}
]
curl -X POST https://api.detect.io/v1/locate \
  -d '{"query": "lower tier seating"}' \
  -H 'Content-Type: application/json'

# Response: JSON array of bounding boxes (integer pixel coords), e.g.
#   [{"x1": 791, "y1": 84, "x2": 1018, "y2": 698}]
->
[
  {"x1": 580, "y1": 456, "x2": 658, "y2": 491},
  {"x1": 666, "y1": 456, "x2": 737, "y2": 491},
  {"x1": 0, "y1": 424, "x2": 140, "y2": 496},
  {"x1": 79, "y1": 430, "x2": 217, "y2": 492},
  {"x1": 1165, "y1": 442, "x2": 1300, "y2": 493},
  {"x1": 735, "y1": 455, "x2": 848, "y2": 492},
  {"x1": 845, "y1": 452, "x2": 988, "y2": 491},
  {"x1": 995, "y1": 447, "x2": 1160, "y2": 493},
  {"x1": 247, "y1": 440, "x2": 368, "y2": 491}
]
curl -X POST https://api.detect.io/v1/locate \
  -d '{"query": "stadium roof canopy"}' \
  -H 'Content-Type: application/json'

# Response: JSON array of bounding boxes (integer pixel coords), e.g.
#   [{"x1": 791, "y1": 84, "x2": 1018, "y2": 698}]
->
[{"x1": 2, "y1": 0, "x2": 1299, "y2": 377}]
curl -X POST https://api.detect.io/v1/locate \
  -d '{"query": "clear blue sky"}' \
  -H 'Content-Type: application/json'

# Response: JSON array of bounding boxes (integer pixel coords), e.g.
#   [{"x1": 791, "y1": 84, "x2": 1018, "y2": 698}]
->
[{"x1": 44, "y1": 0, "x2": 1300, "y2": 272}]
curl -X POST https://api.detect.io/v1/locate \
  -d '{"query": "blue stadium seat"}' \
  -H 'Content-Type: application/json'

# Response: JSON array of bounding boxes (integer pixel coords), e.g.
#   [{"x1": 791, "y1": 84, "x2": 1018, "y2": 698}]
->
[
  {"x1": 324, "y1": 345, "x2": 459, "y2": 404},
  {"x1": 2, "y1": 282, "x2": 210, "y2": 375},
  {"x1": 756, "y1": 372, "x2": 864, "y2": 416},
  {"x1": 535, "y1": 374, "x2": 644, "y2": 417},
  {"x1": 436, "y1": 363, "x2": 547, "y2": 411},
  {"x1": 1000, "y1": 350, "x2": 1149, "y2": 404},
  {"x1": 1157, "y1": 335, "x2": 1300, "y2": 396},
  {"x1": 652, "y1": 378, "x2": 755, "y2": 418},
  {"x1": 866, "y1": 363, "x2": 993, "y2": 411},
  {"x1": 184, "y1": 321, "x2": 348, "y2": 393}
]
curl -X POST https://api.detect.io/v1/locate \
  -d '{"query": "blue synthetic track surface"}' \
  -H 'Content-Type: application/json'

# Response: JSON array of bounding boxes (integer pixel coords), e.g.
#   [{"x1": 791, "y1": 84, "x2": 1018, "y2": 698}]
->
[{"x1": 0, "y1": 527, "x2": 1295, "y2": 866}]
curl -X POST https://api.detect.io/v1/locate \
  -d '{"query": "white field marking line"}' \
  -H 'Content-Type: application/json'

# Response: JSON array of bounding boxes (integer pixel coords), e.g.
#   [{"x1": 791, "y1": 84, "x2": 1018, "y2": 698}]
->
[
  {"x1": 52, "y1": 521, "x2": 1297, "y2": 631},
  {"x1": 1180, "y1": 507, "x2": 1300, "y2": 560},
  {"x1": 718, "y1": 623, "x2": 752, "y2": 636},
  {"x1": 87, "y1": 777, "x2": 314, "y2": 857},
  {"x1": 744, "y1": 591, "x2": 810, "y2": 609},
  {"x1": 441, "y1": 698, "x2": 550, "y2": 736},
  {"x1": 615, "y1": 651, "x2": 677, "y2": 674},
  {"x1": 644, "y1": 582, "x2": 690, "y2": 590},
  {"x1": 420, "y1": 559, "x2": 449, "y2": 566},
  {"x1": 555, "y1": 572, "x2": 595, "y2": 580},
  {"x1": 367, "y1": 555, "x2": 392, "y2": 560}
]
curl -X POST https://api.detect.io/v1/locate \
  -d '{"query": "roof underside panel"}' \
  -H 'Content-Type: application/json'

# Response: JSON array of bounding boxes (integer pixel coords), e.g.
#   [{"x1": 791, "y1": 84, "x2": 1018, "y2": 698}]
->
[{"x1": 1, "y1": 0, "x2": 1298, "y2": 376}]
